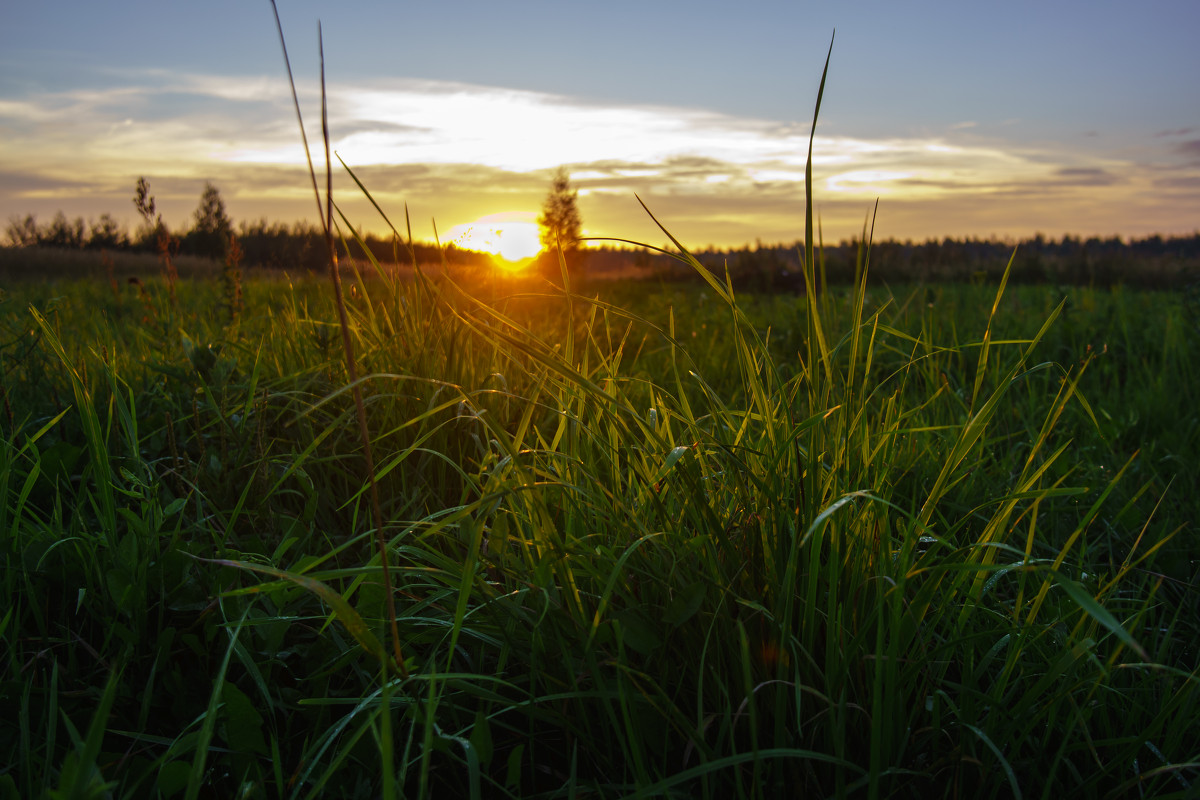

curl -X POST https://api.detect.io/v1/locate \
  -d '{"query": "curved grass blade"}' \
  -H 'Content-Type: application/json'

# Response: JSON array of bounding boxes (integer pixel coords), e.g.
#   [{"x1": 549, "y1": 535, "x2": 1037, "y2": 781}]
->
[
  {"x1": 201, "y1": 557, "x2": 391, "y2": 669},
  {"x1": 1056, "y1": 573, "x2": 1148, "y2": 660}
]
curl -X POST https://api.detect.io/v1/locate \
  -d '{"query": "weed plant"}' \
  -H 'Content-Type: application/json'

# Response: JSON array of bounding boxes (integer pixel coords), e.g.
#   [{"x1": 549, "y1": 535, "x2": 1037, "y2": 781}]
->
[{"x1": 1, "y1": 28, "x2": 1197, "y2": 800}]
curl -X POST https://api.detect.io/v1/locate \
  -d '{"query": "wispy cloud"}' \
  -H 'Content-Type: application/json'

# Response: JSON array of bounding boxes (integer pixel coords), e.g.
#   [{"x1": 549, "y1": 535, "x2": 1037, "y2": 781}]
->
[
  {"x1": 1051, "y1": 167, "x2": 1121, "y2": 187},
  {"x1": 2, "y1": 69, "x2": 1197, "y2": 245},
  {"x1": 1176, "y1": 139, "x2": 1200, "y2": 162}
]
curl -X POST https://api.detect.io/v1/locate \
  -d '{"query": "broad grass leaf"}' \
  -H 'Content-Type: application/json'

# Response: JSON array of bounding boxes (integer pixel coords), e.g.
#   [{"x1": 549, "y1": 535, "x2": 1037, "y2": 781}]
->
[
  {"x1": 505, "y1": 743, "x2": 525, "y2": 790},
  {"x1": 220, "y1": 681, "x2": 268, "y2": 755},
  {"x1": 156, "y1": 762, "x2": 191, "y2": 798},
  {"x1": 1057, "y1": 575, "x2": 1147, "y2": 660},
  {"x1": 615, "y1": 609, "x2": 663, "y2": 655},
  {"x1": 663, "y1": 581, "x2": 706, "y2": 628},
  {"x1": 469, "y1": 709, "x2": 493, "y2": 768}
]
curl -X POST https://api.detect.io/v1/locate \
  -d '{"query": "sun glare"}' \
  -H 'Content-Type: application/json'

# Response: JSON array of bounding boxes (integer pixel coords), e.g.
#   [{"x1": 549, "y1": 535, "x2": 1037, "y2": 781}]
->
[{"x1": 446, "y1": 212, "x2": 541, "y2": 266}]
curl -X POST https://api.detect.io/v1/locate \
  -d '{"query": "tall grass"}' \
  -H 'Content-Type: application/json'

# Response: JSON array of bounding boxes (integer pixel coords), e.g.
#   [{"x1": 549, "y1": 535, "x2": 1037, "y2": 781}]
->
[{"x1": 0, "y1": 20, "x2": 1197, "y2": 800}]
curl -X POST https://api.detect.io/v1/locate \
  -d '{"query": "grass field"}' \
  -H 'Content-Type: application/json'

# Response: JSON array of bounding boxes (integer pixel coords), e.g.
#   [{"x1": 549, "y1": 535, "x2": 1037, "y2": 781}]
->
[
  {"x1": 3, "y1": 30, "x2": 1198, "y2": 798},
  {"x1": 2, "y1": 240, "x2": 1197, "y2": 797}
]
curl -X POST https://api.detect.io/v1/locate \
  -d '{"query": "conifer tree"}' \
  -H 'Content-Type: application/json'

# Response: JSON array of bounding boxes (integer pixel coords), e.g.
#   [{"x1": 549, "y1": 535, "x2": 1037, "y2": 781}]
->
[
  {"x1": 537, "y1": 167, "x2": 584, "y2": 283},
  {"x1": 190, "y1": 182, "x2": 232, "y2": 259}
]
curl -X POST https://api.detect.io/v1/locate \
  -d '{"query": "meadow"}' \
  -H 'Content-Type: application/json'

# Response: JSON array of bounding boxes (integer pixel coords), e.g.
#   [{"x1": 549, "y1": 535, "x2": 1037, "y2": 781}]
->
[
  {"x1": 2, "y1": 32, "x2": 1198, "y2": 800},
  {"x1": 2, "y1": 232, "x2": 1197, "y2": 798}
]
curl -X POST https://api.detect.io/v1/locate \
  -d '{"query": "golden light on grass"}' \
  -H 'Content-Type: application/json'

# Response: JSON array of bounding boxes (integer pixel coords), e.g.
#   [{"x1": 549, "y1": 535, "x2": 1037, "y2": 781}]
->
[{"x1": 446, "y1": 211, "x2": 541, "y2": 266}]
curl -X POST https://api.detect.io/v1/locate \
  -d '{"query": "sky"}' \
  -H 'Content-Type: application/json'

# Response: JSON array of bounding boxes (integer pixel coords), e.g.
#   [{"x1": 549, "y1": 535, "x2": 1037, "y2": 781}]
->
[{"x1": 2, "y1": 0, "x2": 1198, "y2": 257}]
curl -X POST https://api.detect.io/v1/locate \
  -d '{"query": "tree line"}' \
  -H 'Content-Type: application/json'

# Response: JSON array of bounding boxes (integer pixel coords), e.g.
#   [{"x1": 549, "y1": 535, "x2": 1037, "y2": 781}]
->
[
  {"x1": 4, "y1": 170, "x2": 588, "y2": 282},
  {"x1": 6, "y1": 175, "x2": 1196, "y2": 287},
  {"x1": 668, "y1": 231, "x2": 1200, "y2": 290},
  {"x1": 3, "y1": 179, "x2": 494, "y2": 273}
]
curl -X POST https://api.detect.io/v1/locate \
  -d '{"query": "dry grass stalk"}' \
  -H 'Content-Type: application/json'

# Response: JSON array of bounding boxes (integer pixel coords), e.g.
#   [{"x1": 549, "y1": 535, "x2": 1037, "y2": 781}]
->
[{"x1": 270, "y1": 1, "x2": 406, "y2": 678}]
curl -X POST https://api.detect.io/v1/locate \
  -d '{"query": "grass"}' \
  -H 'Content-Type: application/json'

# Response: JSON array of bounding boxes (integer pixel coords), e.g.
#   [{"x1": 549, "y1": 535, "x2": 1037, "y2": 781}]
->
[{"x1": 1, "y1": 25, "x2": 1198, "y2": 800}]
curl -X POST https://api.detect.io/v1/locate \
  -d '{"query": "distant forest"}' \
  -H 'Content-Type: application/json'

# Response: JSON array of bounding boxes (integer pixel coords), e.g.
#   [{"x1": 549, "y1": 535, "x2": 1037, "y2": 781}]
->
[
  {"x1": 6, "y1": 194, "x2": 1198, "y2": 289},
  {"x1": 3, "y1": 208, "x2": 493, "y2": 273},
  {"x1": 673, "y1": 232, "x2": 1200, "y2": 290}
]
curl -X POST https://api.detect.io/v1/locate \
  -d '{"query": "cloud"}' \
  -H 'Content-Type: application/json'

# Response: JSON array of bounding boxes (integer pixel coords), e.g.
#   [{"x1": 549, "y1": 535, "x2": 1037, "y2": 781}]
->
[
  {"x1": 0, "y1": 170, "x2": 89, "y2": 195},
  {"x1": 1153, "y1": 174, "x2": 1200, "y2": 190},
  {"x1": 1176, "y1": 139, "x2": 1200, "y2": 161},
  {"x1": 326, "y1": 79, "x2": 819, "y2": 174},
  {"x1": 2, "y1": 68, "x2": 1198, "y2": 245},
  {"x1": 1051, "y1": 167, "x2": 1120, "y2": 187}
]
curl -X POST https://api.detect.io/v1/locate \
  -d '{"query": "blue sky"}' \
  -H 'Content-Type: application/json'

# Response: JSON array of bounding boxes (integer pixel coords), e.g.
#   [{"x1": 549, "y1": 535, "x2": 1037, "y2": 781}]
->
[{"x1": 2, "y1": 0, "x2": 1197, "y2": 251}]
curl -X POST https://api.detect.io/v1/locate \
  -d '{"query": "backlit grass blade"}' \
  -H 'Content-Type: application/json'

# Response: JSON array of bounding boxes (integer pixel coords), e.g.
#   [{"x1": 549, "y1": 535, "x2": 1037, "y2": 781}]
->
[
  {"x1": 802, "y1": 33, "x2": 836, "y2": 390},
  {"x1": 28, "y1": 308, "x2": 116, "y2": 542}
]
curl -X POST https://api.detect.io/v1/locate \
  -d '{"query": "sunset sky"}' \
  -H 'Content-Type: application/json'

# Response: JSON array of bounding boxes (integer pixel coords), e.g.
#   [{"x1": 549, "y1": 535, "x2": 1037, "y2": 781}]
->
[{"x1": 2, "y1": 0, "x2": 1198, "y2": 256}]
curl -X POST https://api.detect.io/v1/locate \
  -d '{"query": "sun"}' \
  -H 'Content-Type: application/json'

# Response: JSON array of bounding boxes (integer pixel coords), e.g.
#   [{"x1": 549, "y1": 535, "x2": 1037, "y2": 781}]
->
[{"x1": 446, "y1": 212, "x2": 541, "y2": 266}]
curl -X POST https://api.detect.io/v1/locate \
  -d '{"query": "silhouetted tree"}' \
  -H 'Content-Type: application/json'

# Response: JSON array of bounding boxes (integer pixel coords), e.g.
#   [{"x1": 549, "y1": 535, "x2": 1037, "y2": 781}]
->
[
  {"x1": 189, "y1": 182, "x2": 232, "y2": 259},
  {"x1": 537, "y1": 167, "x2": 585, "y2": 283},
  {"x1": 86, "y1": 213, "x2": 128, "y2": 250},
  {"x1": 5, "y1": 214, "x2": 39, "y2": 247},
  {"x1": 43, "y1": 211, "x2": 86, "y2": 249}
]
